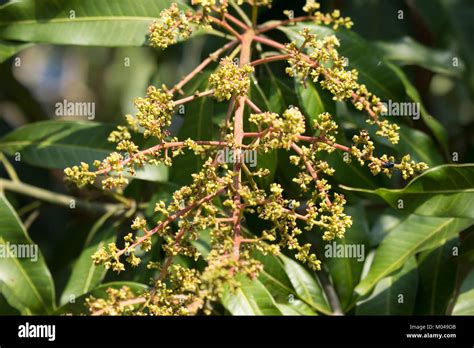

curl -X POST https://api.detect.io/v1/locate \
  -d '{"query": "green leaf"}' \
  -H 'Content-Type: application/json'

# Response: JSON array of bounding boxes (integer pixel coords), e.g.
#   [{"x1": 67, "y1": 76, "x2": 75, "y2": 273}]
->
[
  {"x1": 280, "y1": 25, "x2": 406, "y2": 100},
  {"x1": 279, "y1": 254, "x2": 331, "y2": 314},
  {"x1": 221, "y1": 275, "x2": 282, "y2": 315},
  {"x1": 0, "y1": 120, "x2": 115, "y2": 168},
  {"x1": 0, "y1": 292, "x2": 21, "y2": 315},
  {"x1": 355, "y1": 215, "x2": 472, "y2": 297},
  {"x1": 324, "y1": 205, "x2": 370, "y2": 311},
  {"x1": 59, "y1": 212, "x2": 118, "y2": 305},
  {"x1": 0, "y1": 120, "x2": 168, "y2": 182},
  {"x1": 341, "y1": 164, "x2": 474, "y2": 219},
  {"x1": 0, "y1": 0, "x2": 190, "y2": 47},
  {"x1": 356, "y1": 257, "x2": 418, "y2": 315},
  {"x1": 453, "y1": 268, "x2": 474, "y2": 315},
  {"x1": 254, "y1": 252, "x2": 318, "y2": 315},
  {"x1": 296, "y1": 80, "x2": 336, "y2": 127},
  {"x1": 388, "y1": 63, "x2": 449, "y2": 150},
  {"x1": 415, "y1": 237, "x2": 459, "y2": 315},
  {"x1": 0, "y1": 192, "x2": 55, "y2": 314},
  {"x1": 56, "y1": 281, "x2": 148, "y2": 315},
  {"x1": 391, "y1": 124, "x2": 444, "y2": 167},
  {"x1": 369, "y1": 209, "x2": 405, "y2": 247},
  {"x1": 0, "y1": 39, "x2": 31, "y2": 62},
  {"x1": 376, "y1": 36, "x2": 464, "y2": 77}
]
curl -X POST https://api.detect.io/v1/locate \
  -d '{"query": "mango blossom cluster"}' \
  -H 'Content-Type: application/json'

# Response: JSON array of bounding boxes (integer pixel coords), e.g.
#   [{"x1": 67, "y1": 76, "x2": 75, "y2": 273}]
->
[{"x1": 63, "y1": 1, "x2": 430, "y2": 316}]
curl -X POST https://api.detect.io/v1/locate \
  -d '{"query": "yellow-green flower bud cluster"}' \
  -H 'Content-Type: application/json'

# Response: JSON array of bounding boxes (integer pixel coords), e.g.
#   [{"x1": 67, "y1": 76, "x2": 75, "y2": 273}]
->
[
  {"x1": 302, "y1": 1, "x2": 353, "y2": 29},
  {"x1": 148, "y1": 4, "x2": 192, "y2": 49},
  {"x1": 349, "y1": 130, "x2": 428, "y2": 178},
  {"x1": 134, "y1": 86, "x2": 175, "y2": 139},
  {"x1": 64, "y1": 162, "x2": 96, "y2": 187},
  {"x1": 209, "y1": 57, "x2": 254, "y2": 101},
  {"x1": 249, "y1": 107, "x2": 306, "y2": 150},
  {"x1": 237, "y1": 0, "x2": 273, "y2": 7},
  {"x1": 191, "y1": 0, "x2": 229, "y2": 17},
  {"x1": 396, "y1": 155, "x2": 429, "y2": 180},
  {"x1": 86, "y1": 286, "x2": 138, "y2": 315},
  {"x1": 285, "y1": 29, "x2": 401, "y2": 145},
  {"x1": 92, "y1": 242, "x2": 125, "y2": 273}
]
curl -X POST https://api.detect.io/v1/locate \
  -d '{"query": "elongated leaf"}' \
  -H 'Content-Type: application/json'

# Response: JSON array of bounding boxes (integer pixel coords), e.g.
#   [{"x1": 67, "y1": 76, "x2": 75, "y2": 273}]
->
[
  {"x1": 376, "y1": 36, "x2": 464, "y2": 77},
  {"x1": 388, "y1": 63, "x2": 449, "y2": 150},
  {"x1": 0, "y1": 192, "x2": 55, "y2": 314},
  {"x1": 296, "y1": 80, "x2": 336, "y2": 128},
  {"x1": 254, "y1": 252, "x2": 318, "y2": 315},
  {"x1": 0, "y1": 291, "x2": 21, "y2": 315},
  {"x1": 370, "y1": 210, "x2": 406, "y2": 247},
  {"x1": 415, "y1": 0, "x2": 474, "y2": 93},
  {"x1": 56, "y1": 281, "x2": 148, "y2": 315},
  {"x1": 279, "y1": 254, "x2": 331, "y2": 314},
  {"x1": 0, "y1": 39, "x2": 31, "y2": 62},
  {"x1": 355, "y1": 215, "x2": 471, "y2": 297},
  {"x1": 221, "y1": 275, "x2": 282, "y2": 315},
  {"x1": 341, "y1": 164, "x2": 474, "y2": 219},
  {"x1": 356, "y1": 257, "x2": 418, "y2": 315},
  {"x1": 453, "y1": 268, "x2": 474, "y2": 315},
  {"x1": 415, "y1": 237, "x2": 459, "y2": 315},
  {"x1": 60, "y1": 212, "x2": 117, "y2": 305},
  {"x1": 0, "y1": 120, "x2": 168, "y2": 182},
  {"x1": 324, "y1": 205, "x2": 370, "y2": 311},
  {"x1": 0, "y1": 120, "x2": 114, "y2": 168},
  {"x1": 0, "y1": 0, "x2": 190, "y2": 47}
]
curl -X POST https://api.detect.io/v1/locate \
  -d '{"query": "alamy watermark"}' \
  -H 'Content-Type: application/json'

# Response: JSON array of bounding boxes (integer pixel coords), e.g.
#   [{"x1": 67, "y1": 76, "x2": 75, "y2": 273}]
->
[
  {"x1": 55, "y1": 99, "x2": 95, "y2": 120},
  {"x1": 324, "y1": 241, "x2": 365, "y2": 262},
  {"x1": 216, "y1": 148, "x2": 257, "y2": 167},
  {"x1": 381, "y1": 100, "x2": 420, "y2": 120},
  {"x1": 0, "y1": 242, "x2": 38, "y2": 262}
]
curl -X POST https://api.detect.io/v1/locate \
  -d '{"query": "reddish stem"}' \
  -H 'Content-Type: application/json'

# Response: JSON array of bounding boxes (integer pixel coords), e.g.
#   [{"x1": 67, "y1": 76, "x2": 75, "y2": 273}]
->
[
  {"x1": 291, "y1": 142, "x2": 332, "y2": 206},
  {"x1": 250, "y1": 54, "x2": 290, "y2": 67},
  {"x1": 224, "y1": 12, "x2": 249, "y2": 31},
  {"x1": 171, "y1": 40, "x2": 239, "y2": 94},
  {"x1": 116, "y1": 187, "x2": 227, "y2": 258},
  {"x1": 174, "y1": 89, "x2": 215, "y2": 105},
  {"x1": 95, "y1": 140, "x2": 230, "y2": 176},
  {"x1": 209, "y1": 16, "x2": 243, "y2": 40},
  {"x1": 244, "y1": 97, "x2": 263, "y2": 113}
]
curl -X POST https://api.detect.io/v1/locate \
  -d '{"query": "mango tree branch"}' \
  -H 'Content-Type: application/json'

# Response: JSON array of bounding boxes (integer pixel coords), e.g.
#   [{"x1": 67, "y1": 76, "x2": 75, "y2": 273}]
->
[
  {"x1": 223, "y1": 12, "x2": 249, "y2": 31},
  {"x1": 231, "y1": 29, "x2": 254, "y2": 261},
  {"x1": 0, "y1": 178, "x2": 125, "y2": 215},
  {"x1": 209, "y1": 16, "x2": 243, "y2": 40},
  {"x1": 290, "y1": 142, "x2": 332, "y2": 206},
  {"x1": 229, "y1": 0, "x2": 253, "y2": 27},
  {"x1": 250, "y1": 54, "x2": 290, "y2": 67},
  {"x1": 0, "y1": 152, "x2": 20, "y2": 182},
  {"x1": 173, "y1": 89, "x2": 215, "y2": 105},
  {"x1": 116, "y1": 187, "x2": 227, "y2": 258},
  {"x1": 95, "y1": 140, "x2": 232, "y2": 176}
]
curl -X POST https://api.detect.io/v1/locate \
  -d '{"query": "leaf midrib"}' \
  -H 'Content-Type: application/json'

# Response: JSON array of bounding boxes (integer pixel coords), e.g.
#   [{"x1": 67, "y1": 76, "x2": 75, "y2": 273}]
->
[
  {"x1": 0, "y1": 16, "x2": 159, "y2": 26},
  {"x1": 359, "y1": 218, "x2": 454, "y2": 295}
]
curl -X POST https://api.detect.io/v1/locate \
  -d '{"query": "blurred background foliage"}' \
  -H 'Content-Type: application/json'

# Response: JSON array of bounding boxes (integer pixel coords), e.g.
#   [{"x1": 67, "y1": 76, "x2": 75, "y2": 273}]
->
[{"x1": 0, "y1": 0, "x2": 473, "y2": 315}]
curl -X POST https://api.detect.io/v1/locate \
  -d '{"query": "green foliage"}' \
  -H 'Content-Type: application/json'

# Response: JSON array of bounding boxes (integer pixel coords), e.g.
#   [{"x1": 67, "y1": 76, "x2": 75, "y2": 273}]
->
[
  {"x1": 0, "y1": 0, "x2": 472, "y2": 316},
  {"x1": 0, "y1": 193, "x2": 55, "y2": 314}
]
